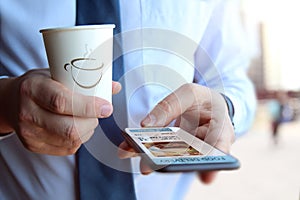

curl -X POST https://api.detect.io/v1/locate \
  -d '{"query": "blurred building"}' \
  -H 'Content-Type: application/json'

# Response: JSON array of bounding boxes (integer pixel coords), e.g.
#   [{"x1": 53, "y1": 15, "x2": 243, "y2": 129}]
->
[{"x1": 241, "y1": 0, "x2": 300, "y2": 99}]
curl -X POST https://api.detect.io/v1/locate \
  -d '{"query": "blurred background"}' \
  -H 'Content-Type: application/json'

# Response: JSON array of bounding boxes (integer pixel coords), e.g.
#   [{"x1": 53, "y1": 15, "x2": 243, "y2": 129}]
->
[{"x1": 186, "y1": 1, "x2": 300, "y2": 199}]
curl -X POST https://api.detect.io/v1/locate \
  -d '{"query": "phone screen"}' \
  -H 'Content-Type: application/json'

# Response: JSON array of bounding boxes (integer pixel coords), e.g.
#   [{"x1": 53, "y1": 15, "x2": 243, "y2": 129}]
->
[{"x1": 124, "y1": 127, "x2": 239, "y2": 172}]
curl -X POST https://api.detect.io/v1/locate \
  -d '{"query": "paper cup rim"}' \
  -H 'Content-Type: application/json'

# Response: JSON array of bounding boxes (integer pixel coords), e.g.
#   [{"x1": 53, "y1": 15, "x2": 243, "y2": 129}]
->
[{"x1": 39, "y1": 24, "x2": 115, "y2": 34}]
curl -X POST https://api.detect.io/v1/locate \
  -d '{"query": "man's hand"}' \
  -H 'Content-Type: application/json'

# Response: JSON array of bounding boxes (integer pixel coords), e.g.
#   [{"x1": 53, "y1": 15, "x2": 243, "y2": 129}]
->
[
  {"x1": 0, "y1": 69, "x2": 121, "y2": 155},
  {"x1": 119, "y1": 83, "x2": 235, "y2": 184}
]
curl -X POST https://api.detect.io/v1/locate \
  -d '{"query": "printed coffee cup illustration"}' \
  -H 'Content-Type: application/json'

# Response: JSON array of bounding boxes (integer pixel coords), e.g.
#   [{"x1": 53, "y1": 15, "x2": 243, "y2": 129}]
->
[{"x1": 64, "y1": 58, "x2": 104, "y2": 89}]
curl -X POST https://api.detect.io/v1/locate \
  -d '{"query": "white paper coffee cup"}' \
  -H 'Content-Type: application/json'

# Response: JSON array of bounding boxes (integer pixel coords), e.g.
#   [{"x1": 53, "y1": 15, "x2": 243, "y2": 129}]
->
[{"x1": 40, "y1": 24, "x2": 115, "y2": 102}]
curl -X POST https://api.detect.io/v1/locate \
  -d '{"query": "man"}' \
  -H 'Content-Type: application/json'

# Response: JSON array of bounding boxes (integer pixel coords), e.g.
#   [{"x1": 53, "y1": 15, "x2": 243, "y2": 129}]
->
[{"x1": 0, "y1": 0, "x2": 256, "y2": 199}]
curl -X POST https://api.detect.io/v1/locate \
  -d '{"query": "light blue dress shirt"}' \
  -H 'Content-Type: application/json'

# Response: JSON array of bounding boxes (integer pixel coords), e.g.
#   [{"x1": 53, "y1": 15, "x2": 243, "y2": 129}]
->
[{"x1": 0, "y1": 0, "x2": 256, "y2": 199}]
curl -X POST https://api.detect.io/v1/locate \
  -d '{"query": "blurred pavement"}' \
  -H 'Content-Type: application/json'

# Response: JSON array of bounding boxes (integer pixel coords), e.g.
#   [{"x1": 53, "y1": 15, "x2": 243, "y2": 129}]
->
[{"x1": 185, "y1": 101, "x2": 300, "y2": 200}]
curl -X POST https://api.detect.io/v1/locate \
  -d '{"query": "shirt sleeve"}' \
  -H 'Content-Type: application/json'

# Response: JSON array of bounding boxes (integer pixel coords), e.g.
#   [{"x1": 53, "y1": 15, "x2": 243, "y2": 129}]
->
[
  {"x1": 0, "y1": 76, "x2": 15, "y2": 139},
  {"x1": 193, "y1": 0, "x2": 257, "y2": 136}
]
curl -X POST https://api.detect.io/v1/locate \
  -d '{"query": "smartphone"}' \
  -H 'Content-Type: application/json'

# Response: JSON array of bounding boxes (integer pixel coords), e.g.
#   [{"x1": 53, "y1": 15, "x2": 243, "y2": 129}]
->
[{"x1": 123, "y1": 127, "x2": 240, "y2": 172}]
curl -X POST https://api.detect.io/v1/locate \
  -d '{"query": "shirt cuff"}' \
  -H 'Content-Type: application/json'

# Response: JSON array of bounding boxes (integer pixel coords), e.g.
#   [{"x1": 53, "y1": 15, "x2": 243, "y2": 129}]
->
[
  {"x1": 220, "y1": 93, "x2": 235, "y2": 127},
  {"x1": 0, "y1": 76, "x2": 14, "y2": 139},
  {"x1": 0, "y1": 132, "x2": 15, "y2": 140}
]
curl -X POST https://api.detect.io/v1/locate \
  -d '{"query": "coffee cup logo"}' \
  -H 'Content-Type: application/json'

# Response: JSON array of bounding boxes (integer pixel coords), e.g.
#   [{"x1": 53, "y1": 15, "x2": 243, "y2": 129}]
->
[{"x1": 64, "y1": 58, "x2": 104, "y2": 89}]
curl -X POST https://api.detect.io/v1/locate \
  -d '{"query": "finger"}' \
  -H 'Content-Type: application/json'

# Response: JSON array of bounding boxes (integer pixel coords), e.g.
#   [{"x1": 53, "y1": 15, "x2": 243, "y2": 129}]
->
[
  {"x1": 140, "y1": 157, "x2": 154, "y2": 175},
  {"x1": 203, "y1": 117, "x2": 234, "y2": 153},
  {"x1": 141, "y1": 84, "x2": 198, "y2": 127},
  {"x1": 193, "y1": 92, "x2": 235, "y2": 152},
  {"x1": 18, "y1": 100, "x2": 98, "y2": 146},
  {"x1": 25, "y1": 141, "x2": 82, "y2": 156},
  {"x1": 17, "y1": 126, "x2": 82, "y2": 155},
  {"x1": 194, "y1": 124, "x2": 209, "y2": 140},
  {"x1": 112, "y1": 81, "x2": 122, "y2": 95},
  {"x1": 118, "y1": 141, "x2": 153, "y2": 174},
  {"x1": 198, "y1": 171, "x2": 218, "y2": 184},
  {"x1": 19, "y1": 117, "x2": 97, "y2": 149},
  {"x1": 118, "y1": 141, "x2": 138, "y2": 159},
  {"x1": 40, "y1": 116, "x2": 98, "y2": 146},
  {"x1": 21, "y1": 73, "x2": 113, "y2": 118}
]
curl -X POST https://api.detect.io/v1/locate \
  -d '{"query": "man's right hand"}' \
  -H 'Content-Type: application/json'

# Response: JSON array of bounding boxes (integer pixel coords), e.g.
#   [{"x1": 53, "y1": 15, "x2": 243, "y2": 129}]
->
[{"x1": 0, "y1": 68, "x2": 120, "y2": 155}]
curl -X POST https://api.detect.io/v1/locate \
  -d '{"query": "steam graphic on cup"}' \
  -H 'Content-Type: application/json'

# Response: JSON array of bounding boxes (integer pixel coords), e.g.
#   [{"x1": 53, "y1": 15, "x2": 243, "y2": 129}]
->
[{"x1": 64, "y1": 58, "x2": 104, "y2": 89}]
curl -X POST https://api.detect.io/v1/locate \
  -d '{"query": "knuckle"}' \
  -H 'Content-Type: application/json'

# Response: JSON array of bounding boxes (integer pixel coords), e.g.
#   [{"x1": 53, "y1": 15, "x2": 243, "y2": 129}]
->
[
  {"x1": 82, "y1": 129, "x2": 95, "y2": 143},
  {"x1": 71, "y1": 138, "x2": 82, "y2": 148},
  {"x1": 157, "y1": 99, "x2": 173, "y2": 114},
  {"x1": 64, "y1": 123, "x2": 78, "y2": 141},
  {"x1": 83, "y1": 98, "x2": 106, "y2": 117},
  {"x1": 18, "y1": 109, "x2": 30, "y2": 123},
  {"x1": 18, "y1": 126, "x2": 32, "y2": 139},
  {"x1": 181, "y1": 83, "x2": 193, "y2": 93},
  {"x1": 17, "y1": 128, "x2": 40, "y2": 153},
  {"x1": 67, "y1": 146, "x2": 80, "y2": 155},
  {"x1": 26, "y1": 145, "x2": 40, "y2": 153},
  {"x1": 83, "y1": 101, "x2": 93, "y2": 116},
  {"x1": 21, "y1": 140, "x2": 40, "y2": 153},
  {"x1": 91, "y1": 118, "x2": 99, "y2": 128},
  {"x1": 19, "y1": 77, "x2": 32, "y2": 97},
  {"x1": 18, "y1": 108, "x2": 38, "y2": 125},
  {"x1": 49, "y1": 91, "x2": 66, "y2": 113}
]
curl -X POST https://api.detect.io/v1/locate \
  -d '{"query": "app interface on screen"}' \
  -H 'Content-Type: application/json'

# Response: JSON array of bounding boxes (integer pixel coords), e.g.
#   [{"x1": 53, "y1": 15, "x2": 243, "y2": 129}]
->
[
  {"x1": 142, "y1": 141, "x2": 202, "y2": 157},
  {"x1": 128, "y1": 127, "x2": 207, "y2": 157}
]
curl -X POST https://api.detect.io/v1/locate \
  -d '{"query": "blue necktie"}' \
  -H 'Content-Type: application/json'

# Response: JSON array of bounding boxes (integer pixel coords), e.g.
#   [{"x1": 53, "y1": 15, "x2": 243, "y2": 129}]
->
[{"x1": 76, "y1": 0, "x2": 136, "y2": 199}]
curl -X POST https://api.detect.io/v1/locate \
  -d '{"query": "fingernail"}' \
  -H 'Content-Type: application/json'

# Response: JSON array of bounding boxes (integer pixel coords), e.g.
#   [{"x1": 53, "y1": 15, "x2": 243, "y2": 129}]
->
[
  {"x1": 100, "y1": 104, "x2": 112, "y2": 117},
  {"x1": 141, "y1": 114, "x2": 156, "y2": 127}
]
